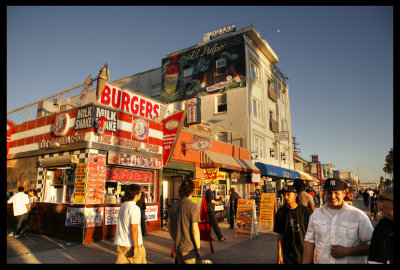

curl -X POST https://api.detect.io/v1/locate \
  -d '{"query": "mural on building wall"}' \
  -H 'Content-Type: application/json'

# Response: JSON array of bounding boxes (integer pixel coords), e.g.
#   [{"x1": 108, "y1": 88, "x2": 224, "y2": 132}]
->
[{"x1": 161, "y1": 35, "x2": 246, "y2": 103}]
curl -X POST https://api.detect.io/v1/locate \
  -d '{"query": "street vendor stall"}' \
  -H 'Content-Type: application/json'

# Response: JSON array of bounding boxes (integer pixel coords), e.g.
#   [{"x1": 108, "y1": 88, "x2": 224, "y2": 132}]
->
[{"x1": 7, "y1": 75, "x2": 164, "y2": 243}]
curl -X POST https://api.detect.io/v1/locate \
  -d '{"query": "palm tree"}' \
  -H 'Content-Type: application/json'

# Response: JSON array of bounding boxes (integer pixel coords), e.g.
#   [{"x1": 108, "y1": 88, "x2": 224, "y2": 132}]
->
[{"x1": 383, "y1": 148, "x2": 393, "y2": 181}]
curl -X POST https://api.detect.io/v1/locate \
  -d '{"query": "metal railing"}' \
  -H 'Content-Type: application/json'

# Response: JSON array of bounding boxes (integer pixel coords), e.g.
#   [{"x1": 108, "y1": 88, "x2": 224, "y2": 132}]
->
[{"x1": 7, "y1": 79, "x2": 98, "y2": 125}]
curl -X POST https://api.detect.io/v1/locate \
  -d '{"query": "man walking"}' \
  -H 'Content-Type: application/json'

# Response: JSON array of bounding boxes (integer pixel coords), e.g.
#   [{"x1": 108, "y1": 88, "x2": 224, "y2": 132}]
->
[
  {"x1": 168, "y1": 179, "x2": 202, "y2": 264},
  {"x1": 7, "y1": 186, "x2": 30, "y2": 238},
  {"x1": 303, "y1": 178, "x2": 374, "y2": 264},
  {"x1": 114, "y1": 184, "x2": 146, "y2": 264},
  {"x1": 274, "y1": 185, "x2": 313, "y2": 264},
  {"x1": 205, "y1": 184, "x2": 226, "y2": 241}
]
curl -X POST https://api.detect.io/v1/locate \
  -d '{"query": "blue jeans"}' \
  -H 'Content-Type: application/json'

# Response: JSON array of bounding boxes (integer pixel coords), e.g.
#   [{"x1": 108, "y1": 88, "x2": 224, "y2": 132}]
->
[{"x1": 15, "y1": 213, "x2": 28, "y2": 235}]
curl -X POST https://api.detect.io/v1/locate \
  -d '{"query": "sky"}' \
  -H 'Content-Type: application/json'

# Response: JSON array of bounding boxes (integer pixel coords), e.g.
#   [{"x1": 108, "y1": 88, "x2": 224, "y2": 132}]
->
[{"x1": 7, "y1": 6, "x2": 393, "y2": 183}]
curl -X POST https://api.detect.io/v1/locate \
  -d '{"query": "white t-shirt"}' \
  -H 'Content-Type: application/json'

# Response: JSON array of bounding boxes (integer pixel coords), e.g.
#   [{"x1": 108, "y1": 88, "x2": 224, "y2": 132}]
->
[
  {"x1": 7, "y1": 192, "x2": 30, "y2": 216},
  {"x1": 114, "y1": 200, "x2": 143, "y2": 247}
]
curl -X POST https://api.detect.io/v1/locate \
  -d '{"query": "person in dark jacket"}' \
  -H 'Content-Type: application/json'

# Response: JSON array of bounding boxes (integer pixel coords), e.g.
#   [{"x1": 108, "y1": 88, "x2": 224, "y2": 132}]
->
[
  {"x1": 228, "y1": 187, "x2": 240, "y2": 229},
  {"x1": 136, "y1": 191, "x2": 147, "y2": 237}
]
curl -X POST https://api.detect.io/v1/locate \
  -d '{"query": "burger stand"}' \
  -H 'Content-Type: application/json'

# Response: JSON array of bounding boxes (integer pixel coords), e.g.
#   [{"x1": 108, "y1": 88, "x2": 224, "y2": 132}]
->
[{"x1": 7, "y1": 76, "x2": 164, "y2": 243}]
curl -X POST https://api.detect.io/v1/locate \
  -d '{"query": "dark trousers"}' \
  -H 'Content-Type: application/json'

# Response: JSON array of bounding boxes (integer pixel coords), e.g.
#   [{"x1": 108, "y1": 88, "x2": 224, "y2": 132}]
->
[
  {"x1": 15, "y1": 213, "x2": 28, "y2": 235},
  {"x1": 207, "y1": 210, "x2": 223, "y2": 240},
  {"x1": 229, "y1": 207, "x2": 236, "y2": 228}
]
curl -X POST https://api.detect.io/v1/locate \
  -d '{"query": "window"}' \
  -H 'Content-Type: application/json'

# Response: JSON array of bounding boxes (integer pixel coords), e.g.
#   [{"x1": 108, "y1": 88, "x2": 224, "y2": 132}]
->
[
  {"x1": 216, "y1": 58, "x2": 227, "y2": 75},
  {"x1": 252, "y1": 98, "x2": 263, "y2": 120},
  {"x1": 183, "y1": 67, "x2": 193, "y2": 84},
  {"x1": 250, "y1": 61, "x2": 259, "y2": 83},
  {"x1": 216, "y1": 93, "x2": 227, "y2": 113},
  {"x1": 152, "y1": 85, "x2": 161, "y2": 98},
  {"x1": 253, "y1": 136, "x2": 265, "y2": 158}
]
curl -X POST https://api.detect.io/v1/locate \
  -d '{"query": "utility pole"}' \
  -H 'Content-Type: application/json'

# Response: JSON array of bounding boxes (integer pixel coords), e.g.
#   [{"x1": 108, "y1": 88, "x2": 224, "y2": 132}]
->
[{"x1": 292, "y1": 136, "x2": 300, "y2": 154}]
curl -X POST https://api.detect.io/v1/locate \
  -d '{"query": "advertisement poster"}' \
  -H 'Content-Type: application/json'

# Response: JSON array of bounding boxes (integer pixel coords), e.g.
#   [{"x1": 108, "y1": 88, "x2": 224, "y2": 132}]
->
[
  {"x1": 74, "y1": 163, "x2": 87, "y2": 204},
  {"x1": 105, "y1": 207, "x2": 120, "y2": 225},
  {"x1": 65, "y1": 207, "x2": 104, "y2": 228},
  {"x1": 85, "y1": 154, "x2": 106, "y2": 204},
  {"x1": 235, "y1": 199, "x2": 257, "y2": 237},
  {"x1": 145, "y1": 205, "x2": 158, "y2": 222},
  {"x1": 259, "y1": 193, "x2": 275, "y2": 223},
  {"x1": 162, "y1": 110, "x2": 186, "y2": 166}
]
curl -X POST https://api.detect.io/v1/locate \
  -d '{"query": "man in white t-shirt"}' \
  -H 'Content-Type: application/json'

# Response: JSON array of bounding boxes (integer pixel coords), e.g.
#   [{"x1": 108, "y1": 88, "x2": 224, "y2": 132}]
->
[
  {"x1": 303, "y1": 178, "x2": 374, "y2": 264},
  {"x1": 114, "y1": 184, "x2": 146, "y2": 264},
  {"x1": 7, "y1": 186, "x2": 30, "y2": 238}
]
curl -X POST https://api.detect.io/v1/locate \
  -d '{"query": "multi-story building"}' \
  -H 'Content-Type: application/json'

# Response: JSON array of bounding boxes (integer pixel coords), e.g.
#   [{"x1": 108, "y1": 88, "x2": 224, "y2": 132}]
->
[{"x1": 114, "y1": 25, "x2": 299, "y2": 194}]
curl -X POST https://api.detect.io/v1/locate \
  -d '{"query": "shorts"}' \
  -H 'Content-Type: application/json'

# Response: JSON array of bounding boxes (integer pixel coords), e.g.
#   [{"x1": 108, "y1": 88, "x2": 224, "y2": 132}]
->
[{"x1": 115, "y1": 245, "x2": 147, "y2": 264}]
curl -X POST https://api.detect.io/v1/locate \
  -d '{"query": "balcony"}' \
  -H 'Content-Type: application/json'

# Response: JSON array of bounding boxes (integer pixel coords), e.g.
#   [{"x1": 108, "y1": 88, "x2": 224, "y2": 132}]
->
[
  {"x1": 269, "y1": 118, "x2": 279, "y2": 133},
  {"x1": 268, "y1": 85, "x2": 277, "y2": 102}
]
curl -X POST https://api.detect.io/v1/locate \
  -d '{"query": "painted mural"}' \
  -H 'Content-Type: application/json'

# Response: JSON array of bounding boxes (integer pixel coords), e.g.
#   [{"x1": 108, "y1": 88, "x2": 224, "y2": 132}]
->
[{"x1": 161, "y1": 34, "x2": 246, "y2": 103}]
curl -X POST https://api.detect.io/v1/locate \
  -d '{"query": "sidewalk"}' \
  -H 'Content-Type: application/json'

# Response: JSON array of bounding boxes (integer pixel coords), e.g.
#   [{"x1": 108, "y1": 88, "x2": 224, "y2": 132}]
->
[
  {"x1": 7, "y1": 220, "x2": 278, "y2": 264},
  {"x1": 7, "y1": 197, "x2": 376, "y2": 264}
]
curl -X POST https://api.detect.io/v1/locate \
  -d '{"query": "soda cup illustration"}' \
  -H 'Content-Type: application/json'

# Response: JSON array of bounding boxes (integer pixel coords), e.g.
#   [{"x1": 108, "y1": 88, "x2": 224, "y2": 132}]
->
[{"x1": 96, "y1": 116, "x2": 108, "y2": 134}]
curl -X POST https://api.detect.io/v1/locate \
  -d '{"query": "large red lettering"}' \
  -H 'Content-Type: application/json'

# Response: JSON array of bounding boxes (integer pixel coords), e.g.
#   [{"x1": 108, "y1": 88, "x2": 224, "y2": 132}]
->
[
  {"x1": 111, "y1": 88, "x2": 121, "y2": 109},
  {"x1": 100, "y1": 85, "x2": 111, "y2": 105},
  {"x1": 146, "y1": 101, "x2": 153, "y2": 119},
  {"x1": 153, "y1": 104, "x2": 160, "y2": 119},
  {"x1": 131, "y1": 96, "x2": 139, "y2": 115},
  {"x1": 139, "y1": 99, "x2": 146, "y2": 117},
  {"x1": 121, "y1": 92, "x2": 130, "y2": 113}
]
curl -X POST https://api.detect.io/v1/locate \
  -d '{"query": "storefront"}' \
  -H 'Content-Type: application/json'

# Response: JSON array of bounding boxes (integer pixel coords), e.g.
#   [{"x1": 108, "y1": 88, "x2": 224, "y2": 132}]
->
[
  {"x1": 7, "y1": 81, "x2": 164, "y2": 243},
  {"x1": 162, "y1": 128, "x2": 260, "y2": 223},
  {"x1": 255, "y1": 162, "x2": 300, "y2": 207}
]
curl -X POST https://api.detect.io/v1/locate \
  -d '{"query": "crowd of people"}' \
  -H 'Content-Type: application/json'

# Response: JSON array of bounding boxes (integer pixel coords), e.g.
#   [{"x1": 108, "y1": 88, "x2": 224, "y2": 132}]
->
[
  {"x1": 7, "y1": 178, "x2": 393, "y2": 264},
  {"x1": 274, "y1": 178, "x2": 393, "y2": 264}
]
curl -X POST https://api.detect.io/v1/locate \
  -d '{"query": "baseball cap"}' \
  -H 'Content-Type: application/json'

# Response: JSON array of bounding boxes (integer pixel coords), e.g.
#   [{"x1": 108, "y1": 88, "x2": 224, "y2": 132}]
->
[
  {"x1": 324, "y1": 178, "x2": 346, "y2": 191},
  {"x1": 280, "y1": 185, "x2": 297, "y2": 194}
]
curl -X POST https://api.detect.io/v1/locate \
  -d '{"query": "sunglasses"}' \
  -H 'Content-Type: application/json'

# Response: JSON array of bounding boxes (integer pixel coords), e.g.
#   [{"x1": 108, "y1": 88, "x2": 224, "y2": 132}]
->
[{"x1": 379, "y1": 196, "x2": 393, "y2": 202}]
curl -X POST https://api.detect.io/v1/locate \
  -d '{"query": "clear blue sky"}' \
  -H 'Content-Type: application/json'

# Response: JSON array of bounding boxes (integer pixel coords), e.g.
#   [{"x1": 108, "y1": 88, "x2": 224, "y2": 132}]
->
[{"x1": 7, "y1": 6, "x2": 393, "y2": 183}]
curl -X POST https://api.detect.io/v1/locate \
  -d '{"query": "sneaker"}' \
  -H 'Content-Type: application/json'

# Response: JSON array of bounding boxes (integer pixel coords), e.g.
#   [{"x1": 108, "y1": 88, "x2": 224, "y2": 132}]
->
[
  {"x1": 8, "y1": 232, "x2": 14, "y2": 237},
  {"x1": 14, "y1": 234, "x2": 21, "y2": 238}
]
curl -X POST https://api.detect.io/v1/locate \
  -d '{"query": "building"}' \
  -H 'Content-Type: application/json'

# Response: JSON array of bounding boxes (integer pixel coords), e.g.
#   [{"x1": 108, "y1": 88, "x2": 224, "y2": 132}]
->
[
  {"x1": 114, "y1": 25, "x2": 299, "y2": 197},
  {"x1": 340, "y1": 171, "x2": 359, "y2": 189}
]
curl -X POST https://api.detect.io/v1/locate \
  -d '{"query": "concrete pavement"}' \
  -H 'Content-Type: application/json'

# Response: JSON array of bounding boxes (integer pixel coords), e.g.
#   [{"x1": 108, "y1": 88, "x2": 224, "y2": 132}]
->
[
  {"x1": 7, "y1": 197, "x2": 376, "y2": 264},
  {"x1": 7, "y1": 217, "x2": 278, "y2": 264}
]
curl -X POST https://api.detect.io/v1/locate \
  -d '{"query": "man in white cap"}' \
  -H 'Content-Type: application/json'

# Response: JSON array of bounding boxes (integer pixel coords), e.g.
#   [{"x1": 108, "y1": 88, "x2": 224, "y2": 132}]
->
[{"x1": 303, "y1": 178, "x2": 374, "y2": 264}]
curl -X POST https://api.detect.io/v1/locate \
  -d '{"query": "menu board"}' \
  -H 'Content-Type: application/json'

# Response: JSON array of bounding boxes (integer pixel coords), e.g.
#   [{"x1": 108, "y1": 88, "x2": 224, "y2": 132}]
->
[
  {"x1": 85, "y1": 154, "x2": 106, "y2": 204},
  {"x1": 74, "y1": 163, "x2": 87, "y2": 204},
  {"x1": 235, "y1": 199, "x2": 257, "y2": 237},
  {"x1": 259, "y1": 193, "x2": 275, "y2": 223}
]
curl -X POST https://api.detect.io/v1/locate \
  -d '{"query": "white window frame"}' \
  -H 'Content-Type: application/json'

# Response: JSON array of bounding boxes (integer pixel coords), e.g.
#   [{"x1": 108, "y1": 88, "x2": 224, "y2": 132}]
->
[
  {"x1": 250, "y1": 61, "x2": 259, "y2": 83},
  {"x1": 253, "y1": 135, "x2": 265, "y2": 158},
  {"x1": 252, "y1": 98, "x2": 263, "y2": 120}
]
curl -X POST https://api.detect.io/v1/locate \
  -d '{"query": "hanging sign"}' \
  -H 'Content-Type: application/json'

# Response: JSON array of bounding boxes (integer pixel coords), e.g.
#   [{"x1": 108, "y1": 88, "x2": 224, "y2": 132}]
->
[
  {"x1": 274, "y1": 131, "x2": 289, "y2": 142},
  {"x1": 162, "y1": 110, "x2": 186, "y2": 167}
]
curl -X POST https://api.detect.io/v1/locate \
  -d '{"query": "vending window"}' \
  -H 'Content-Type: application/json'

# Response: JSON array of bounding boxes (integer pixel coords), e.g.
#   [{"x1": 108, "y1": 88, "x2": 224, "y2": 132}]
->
[{"x1": 43, "y1": 167, "x2": 75, "y2": 203}]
